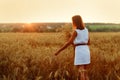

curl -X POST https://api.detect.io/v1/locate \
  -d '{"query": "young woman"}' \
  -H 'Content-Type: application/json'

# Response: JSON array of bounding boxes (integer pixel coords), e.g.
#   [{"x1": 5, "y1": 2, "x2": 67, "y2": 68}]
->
[{"x1": 54, "y1": 15, "x2": 90, "y2": 80}]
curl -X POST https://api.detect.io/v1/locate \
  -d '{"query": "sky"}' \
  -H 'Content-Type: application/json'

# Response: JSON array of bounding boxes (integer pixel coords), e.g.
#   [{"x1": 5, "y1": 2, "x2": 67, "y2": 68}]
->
[{"x1": 0, "y1": 0, "x2": 120, "y2": 23}]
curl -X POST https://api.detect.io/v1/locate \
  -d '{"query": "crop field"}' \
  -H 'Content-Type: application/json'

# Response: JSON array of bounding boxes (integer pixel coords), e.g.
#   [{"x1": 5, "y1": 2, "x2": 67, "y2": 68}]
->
[{"x1": 0, "y1": 32, "x2": 120, "y2": 80}]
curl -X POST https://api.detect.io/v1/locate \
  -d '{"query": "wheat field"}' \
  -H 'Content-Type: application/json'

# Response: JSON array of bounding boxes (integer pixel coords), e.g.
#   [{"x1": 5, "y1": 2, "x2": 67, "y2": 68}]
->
[{"x1": 0, "y1": 32, "x2": 120, "y2": 80}]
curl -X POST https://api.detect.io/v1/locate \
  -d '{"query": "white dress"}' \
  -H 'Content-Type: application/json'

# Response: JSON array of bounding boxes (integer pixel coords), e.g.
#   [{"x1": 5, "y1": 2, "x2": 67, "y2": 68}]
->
[{"x1": 73, "y1": 28, "x2": 90, "y2": 65}]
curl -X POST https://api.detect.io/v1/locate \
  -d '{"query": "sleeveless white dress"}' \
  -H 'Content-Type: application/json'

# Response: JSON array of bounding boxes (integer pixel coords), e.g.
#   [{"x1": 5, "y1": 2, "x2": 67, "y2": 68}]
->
[{"x1": 73, "y1": 28, "x2": 90, "y2": 65}]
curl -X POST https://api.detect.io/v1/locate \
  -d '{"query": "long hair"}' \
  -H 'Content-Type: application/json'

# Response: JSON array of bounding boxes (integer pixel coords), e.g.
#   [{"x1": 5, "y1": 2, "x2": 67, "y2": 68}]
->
[{"x1": 72, "y1": 15, "x2": 85, "y2": 29}]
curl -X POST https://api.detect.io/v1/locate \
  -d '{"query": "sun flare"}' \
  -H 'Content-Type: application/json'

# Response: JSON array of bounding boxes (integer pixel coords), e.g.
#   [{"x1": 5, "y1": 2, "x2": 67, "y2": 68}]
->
[{"x1": 26, "y1": 22, "x2": 32, "y2": 25}]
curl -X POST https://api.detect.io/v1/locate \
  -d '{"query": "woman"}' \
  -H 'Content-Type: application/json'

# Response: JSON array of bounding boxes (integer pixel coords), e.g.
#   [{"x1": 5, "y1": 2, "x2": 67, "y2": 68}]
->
[{"x1": 54, "y1": 15, "x2": 90, "y2": 80}]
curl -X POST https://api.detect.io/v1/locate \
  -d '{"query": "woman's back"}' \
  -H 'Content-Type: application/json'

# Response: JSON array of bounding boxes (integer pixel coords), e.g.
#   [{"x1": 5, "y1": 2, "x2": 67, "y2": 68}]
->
[{"x1": 73, "y1": 28, "x2": 89, "y2": 45}]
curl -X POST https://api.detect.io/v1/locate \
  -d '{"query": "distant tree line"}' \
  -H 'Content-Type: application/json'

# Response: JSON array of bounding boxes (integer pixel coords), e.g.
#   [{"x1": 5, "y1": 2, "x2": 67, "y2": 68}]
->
[
  {"x1": 0, "y1": 23, "x2": 120, "y2": 32},
  {"x1": 0, "y1": 23, "x2": 67, "y2": 32},
  {"x1": 86, "y1": 23, "x2": 120, "y2": 32}
]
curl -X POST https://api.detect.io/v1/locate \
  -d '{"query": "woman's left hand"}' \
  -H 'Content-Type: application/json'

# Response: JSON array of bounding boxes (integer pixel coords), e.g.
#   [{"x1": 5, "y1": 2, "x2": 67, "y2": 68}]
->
[{"x1": 54, "y1": 51, "x2": 59, "y2": 56}]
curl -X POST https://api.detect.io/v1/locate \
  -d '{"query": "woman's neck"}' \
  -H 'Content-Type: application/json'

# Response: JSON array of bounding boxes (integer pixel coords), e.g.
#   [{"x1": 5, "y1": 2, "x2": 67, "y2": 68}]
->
[{"x1": 77, "y1": 27, "x2": 85, "y2": 30}]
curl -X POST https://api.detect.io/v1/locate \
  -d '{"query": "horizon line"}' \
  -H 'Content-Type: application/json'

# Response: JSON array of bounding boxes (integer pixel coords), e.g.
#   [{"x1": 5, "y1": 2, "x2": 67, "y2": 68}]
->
[{"x1": 0, "y1": 22, "x2": 119, "y2": 24}]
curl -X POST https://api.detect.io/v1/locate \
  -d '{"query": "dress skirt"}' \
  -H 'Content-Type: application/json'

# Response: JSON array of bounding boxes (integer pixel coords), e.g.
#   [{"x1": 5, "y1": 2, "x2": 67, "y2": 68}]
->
[{"x1": 74, "y1": 45, "x2": 90, "y2": 65}]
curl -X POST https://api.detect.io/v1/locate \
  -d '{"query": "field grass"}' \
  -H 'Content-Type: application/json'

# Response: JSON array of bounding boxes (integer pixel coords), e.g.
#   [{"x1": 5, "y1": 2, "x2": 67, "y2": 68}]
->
[{"x1": 0, "y1": 32, "x2": 120, "y2": 80}]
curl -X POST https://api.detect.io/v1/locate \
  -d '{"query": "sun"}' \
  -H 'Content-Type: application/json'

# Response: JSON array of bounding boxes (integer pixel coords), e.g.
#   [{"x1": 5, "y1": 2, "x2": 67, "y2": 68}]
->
[
  {"x1": 24, "y1": 22, "x2": 33, "y2": 28},
  {"x1": 25, "y1": 22, "x2": 33, "y2": 27},
  {"x1": 26, "y1": 22, "x2": 32, "y2": 25}
]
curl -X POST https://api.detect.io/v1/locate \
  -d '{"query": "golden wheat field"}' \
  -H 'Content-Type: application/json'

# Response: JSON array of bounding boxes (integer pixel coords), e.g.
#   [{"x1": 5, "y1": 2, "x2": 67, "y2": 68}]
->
[{"x1": 0, "y1": 32, "x2": 120, "y2": 80}]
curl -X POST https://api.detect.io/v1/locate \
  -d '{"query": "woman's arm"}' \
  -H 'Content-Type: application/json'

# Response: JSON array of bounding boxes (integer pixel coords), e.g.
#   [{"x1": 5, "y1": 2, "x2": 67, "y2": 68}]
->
[
  {"x1": 87, "y1": 38, "x2": 90, "y2": 45},
  {"x1": 55, "y1": 31, "x2": 77, "y2": 56}
]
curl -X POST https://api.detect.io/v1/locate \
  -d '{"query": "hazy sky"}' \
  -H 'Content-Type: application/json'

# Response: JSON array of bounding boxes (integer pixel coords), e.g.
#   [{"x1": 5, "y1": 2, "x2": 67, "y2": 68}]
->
[{"x1": 0, "y1": 0, "x2": 120, "y2": 23}]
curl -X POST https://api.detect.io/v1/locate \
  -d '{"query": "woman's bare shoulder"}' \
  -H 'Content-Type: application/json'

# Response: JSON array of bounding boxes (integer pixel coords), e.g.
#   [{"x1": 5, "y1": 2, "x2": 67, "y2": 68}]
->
[{"x1": 71, "y1": 30, "x2": 77, "y2": 37}]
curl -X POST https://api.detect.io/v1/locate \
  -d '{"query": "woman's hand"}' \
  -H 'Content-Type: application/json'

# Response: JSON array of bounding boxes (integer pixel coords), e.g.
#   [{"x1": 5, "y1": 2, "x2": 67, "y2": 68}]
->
[
  {"x1": 54, "y1": 51, "x2": 60, "y2": 56},
  {"x1": 54, "y1": 31, "x2": 76, "y2": 56}
]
